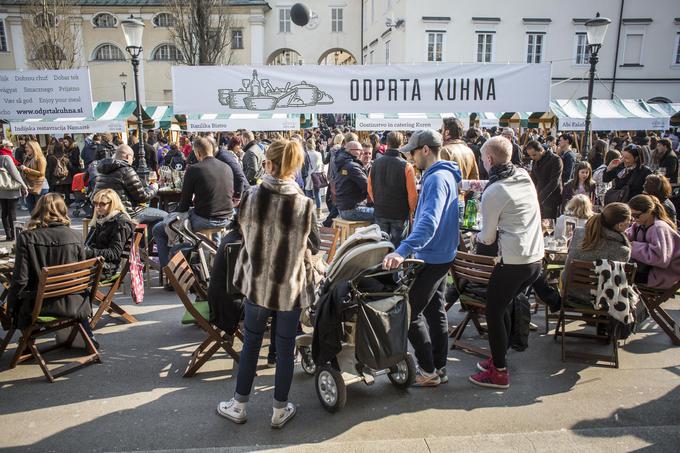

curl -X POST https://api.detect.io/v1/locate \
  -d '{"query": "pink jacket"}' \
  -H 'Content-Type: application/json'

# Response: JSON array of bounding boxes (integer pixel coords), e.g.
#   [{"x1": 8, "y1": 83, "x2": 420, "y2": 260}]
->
[{"x1": 626, "y1": 220, "x2": 680, "y2": 289}]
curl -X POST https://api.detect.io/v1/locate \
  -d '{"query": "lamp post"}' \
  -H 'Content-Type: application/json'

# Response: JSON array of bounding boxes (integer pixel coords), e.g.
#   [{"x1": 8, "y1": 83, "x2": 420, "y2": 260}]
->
[
  {"x1": 582, "y1": 12, "x2": 611, "y2": 158},
  {"x1": 121, "y1": 16, "x2": 148, "y2": 184},
  {"x1": 119, "y1": 72, "x2": 127, "y2": 101}
]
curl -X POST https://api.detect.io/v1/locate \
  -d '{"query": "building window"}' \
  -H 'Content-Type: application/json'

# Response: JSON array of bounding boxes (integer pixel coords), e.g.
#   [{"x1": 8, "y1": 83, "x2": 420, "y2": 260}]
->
[
  {"x1": 331, "y1": 7, "x2": 343, "y2": 32},
  {"x1": 526, "y1": 33, "x2": 543, "y2": 63},
  {"x1": 152, "y1": 44, "x2": 184, "y2": 61},
  {"x1": 153, "y1": 13, "x2": 175, "y2": 28},
  {"x1": 231, "y1": 29, "x2": 243, "y2": 49},
  {"x1": 476, "y1": 32, "x2": 493, "y2": 63},
  {"x1": 385, "y1": 40, "x2": 391, "y2": 64},
  {"x1": 92, "y1": 43, "x2": 125, "y2": 61},
  {"x1": 0, "y1": 20, "x2": 7, "y2": 52},
  {"x1": 675, "y1": 33, "x2": 680, "y2": 65},
  {"x1": 92, "y1": 13, "x2": 117, "y2": 28},
  {"x1": 427, "y1": 32, "x2": 444, "y2": 62},
  {"x1": 270, "y1": 49, "x2": 303, "y2": 65},
  {"x1": 575, "y1": 32, "x2": 591, "y2": 65},
  {"x1": 622, "y1": 33, "x2": 643, "y2": 65},
  {"x1": 279, "y1": 8, "x2": 291, "y2": 33}
]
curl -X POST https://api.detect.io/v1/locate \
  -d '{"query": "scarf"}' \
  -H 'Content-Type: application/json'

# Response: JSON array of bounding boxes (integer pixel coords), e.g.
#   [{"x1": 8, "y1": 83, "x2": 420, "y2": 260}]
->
[
  {"x1": 485, "y1": 162, "x2": 516, "y2": 190},
  {"x1": 95, "y1": 210, "x2": 130, "y2": 226},
  {"x1": 260, "y1": 173, "x2": 303, "y2": 195}
]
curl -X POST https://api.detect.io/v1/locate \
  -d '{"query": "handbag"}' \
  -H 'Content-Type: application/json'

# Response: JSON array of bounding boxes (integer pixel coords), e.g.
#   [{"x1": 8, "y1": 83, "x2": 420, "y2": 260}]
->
[
  {"x1": 311, "y1": 172, "x2": 329, "y2": 190},
  {"x1": 604, "y1": 186, "x2": 630, "y2": 205},
  {"x1": 0, "y1": 167, "x2": 22, "y2": 192}
]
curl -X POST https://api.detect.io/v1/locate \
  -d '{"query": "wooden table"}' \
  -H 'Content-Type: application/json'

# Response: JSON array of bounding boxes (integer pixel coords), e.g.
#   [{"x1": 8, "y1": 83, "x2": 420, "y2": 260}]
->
[{"x1": 153, "y1": 189, "x2": 182, "y2": 212}]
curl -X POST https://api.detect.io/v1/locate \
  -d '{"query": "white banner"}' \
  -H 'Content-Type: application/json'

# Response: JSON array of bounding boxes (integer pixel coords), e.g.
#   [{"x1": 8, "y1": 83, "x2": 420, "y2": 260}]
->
[
  {"x1": 9, "y1": 120, "x2": 126, "y2": 135},
  {"x1": 356, "y1": 115, "x2": 470, "y2": 131},
  {"x1": 173, "y1": 64, "x2": 551, "y2": 115},
  {"x1": 558, "y1": 117, "x2": 670, "y2": 131},
  {"x1": 0, "y1": 69, "x2": 93, "y2": 120},
  {"x1": 186, "y1": 117, "x2": 299, "y2": 132}
]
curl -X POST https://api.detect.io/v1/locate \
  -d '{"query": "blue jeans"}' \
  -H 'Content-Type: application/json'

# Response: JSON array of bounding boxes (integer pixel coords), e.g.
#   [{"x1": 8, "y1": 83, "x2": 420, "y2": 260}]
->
[
  {"x1": 375, "y1": 217, "x2": 409, "y2": 248},
  {"x1": 304, "y1": 189, "x2": 322, "y2": 209},
  {"x1": 135, "y1": 207, "x2": 168, "y2": 243},
  {"x1": 339, "y1": 206, "x2": 374, "y2": 222},
  {"x1": 152, "y1": 210, "x2": 231, "y2": 268},
  {"x1": 26, "y1": 189, "x2": 48, "y2": 213},
  {"x1": 235, "y1": 301, "x2": 301, "y2": 407}
]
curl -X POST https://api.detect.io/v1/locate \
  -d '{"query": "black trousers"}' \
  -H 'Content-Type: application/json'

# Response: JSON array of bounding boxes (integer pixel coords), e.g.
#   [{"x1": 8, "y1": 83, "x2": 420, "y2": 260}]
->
[
  {"x1": 407, "y1": 261, "x2": 452, "y2": 373},
  {"x1": 0, "y1": 198, "x2": 18, "y2": 240},
  {"x1": 486, "y1": 261, "x2": 542, "y2": 369}
]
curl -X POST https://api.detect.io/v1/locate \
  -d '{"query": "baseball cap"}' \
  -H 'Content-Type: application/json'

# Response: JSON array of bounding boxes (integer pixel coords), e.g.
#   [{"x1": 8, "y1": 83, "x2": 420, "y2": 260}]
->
[{"x1": 400, "y1": 129, "x2": 443, "y2": 155}]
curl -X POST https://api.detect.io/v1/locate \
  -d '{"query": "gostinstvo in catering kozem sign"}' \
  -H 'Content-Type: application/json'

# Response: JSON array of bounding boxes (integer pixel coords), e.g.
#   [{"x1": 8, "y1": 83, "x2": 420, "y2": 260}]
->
[
  {"x1": 172, "y1": 63, "x2": 552, "y2": 115},
  {"x1": 0, "y1": 68, "x2": 93, "y2": 120}
]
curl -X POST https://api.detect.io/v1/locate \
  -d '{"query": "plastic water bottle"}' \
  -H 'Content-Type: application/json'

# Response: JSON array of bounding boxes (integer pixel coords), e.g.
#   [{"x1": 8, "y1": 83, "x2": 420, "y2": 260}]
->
[{"x1": 463, "y1": 199, "x2": 478, "y2": 229}]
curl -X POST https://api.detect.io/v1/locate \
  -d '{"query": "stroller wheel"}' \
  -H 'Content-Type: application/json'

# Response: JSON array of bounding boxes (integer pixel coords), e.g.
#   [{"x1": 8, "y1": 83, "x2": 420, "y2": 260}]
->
[
  {"x1": 388, "y1": 352, "x2": 416, "y2": 389},
  {"x1": 315, "y1": 366, "x2": 346, "y2": 413},
  {"x1": 299, "y1": 346, "x2": 316, "y2": 376}
]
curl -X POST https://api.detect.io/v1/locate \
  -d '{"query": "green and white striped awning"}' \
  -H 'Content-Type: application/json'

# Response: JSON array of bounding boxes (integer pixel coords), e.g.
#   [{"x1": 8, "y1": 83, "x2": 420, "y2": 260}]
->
[
  {"x1": 184, "y1": 113, "x2": 300, "y2": 132},
  {"x1": 551, "y1": 99, "x2": 670, "y2": 131},
  {"x1": 355, "y1": 113, "x2": 469, "y2": 131},
  {"x1": 9, "y1": 101, "x2": 150, "y2": 135},
  {"x1": 144, "y1": 105, "x2": 174, "y2": 129}
]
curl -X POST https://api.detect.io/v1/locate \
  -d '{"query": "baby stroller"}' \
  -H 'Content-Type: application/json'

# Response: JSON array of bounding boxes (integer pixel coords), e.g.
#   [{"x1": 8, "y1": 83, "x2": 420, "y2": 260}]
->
[
  {"x1": 71, "y1": 172, "x2": 93, "y2": 218},
  {"x1": 297, "y1": 225, "x2": 423, "y2": 412}
]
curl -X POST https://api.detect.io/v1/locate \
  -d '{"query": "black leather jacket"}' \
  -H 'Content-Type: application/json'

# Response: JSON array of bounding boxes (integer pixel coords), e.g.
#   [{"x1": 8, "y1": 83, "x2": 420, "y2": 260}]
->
[
  {"x1": 85, "y1": 212, "x2": 134, "y2": 280},
  {"x1": 93, "y1": 158, "x2": 156, "y2": 213}
]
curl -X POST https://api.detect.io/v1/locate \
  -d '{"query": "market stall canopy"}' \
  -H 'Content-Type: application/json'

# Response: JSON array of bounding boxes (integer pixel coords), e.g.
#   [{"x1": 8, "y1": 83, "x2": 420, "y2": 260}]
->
[
  {"x1": 144, "y1": 105, "x2": 174, "y2": 130},
  {"x1": 650, "y1": 103, "x2": 680, "y2": 126},
  {"x1": 551, "y1": 99, "x2": 670, "y2": 131},
  {"x1": 8, "y1": 101, "x2": 146, "y2": 135},
  {"x1": 185, "y1": 113, "x2": 300, "y2": 132},
  {"x1": 470, "y1": 112, "x2": 501, "y2": 128},
  {"x1": 355, "y1": 113, "x2": 469, "y2": 131}
]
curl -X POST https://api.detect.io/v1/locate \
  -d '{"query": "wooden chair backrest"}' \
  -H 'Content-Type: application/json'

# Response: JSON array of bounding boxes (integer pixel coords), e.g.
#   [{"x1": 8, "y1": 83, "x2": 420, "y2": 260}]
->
[
  {"x1": 31, "y1": 257, "x2": 104, "y2": 324},
  {"x1": 562, "y1": 259, "x2": 637, "y2": 307},
  {"x1": 319, "y1": 227, "x2": 340, "y2": 263},
  {"x1": 451, "y1": 251, "x2": 496, "y2": 288},
  {"x1": 164, "y1": 252, "x2": 213, "y2": 332}
]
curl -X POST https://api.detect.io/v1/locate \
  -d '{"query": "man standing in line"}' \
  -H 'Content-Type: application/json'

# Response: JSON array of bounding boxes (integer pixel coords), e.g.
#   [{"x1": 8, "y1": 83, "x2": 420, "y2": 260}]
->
[
  {"x1": 470, "y1": 136, "x2": 544, "y2": 389},
  {"x1": 241, "y1": 131, "x2": 264, "y2": 186},
  {"x1": 333, "y1": 140, "x2": 373, "y2": 221},
  {"x1": 441, "y1": 118, "x2": 479, "y2": 180},
  {"x1": 526, "y1": 140, "x2": 563, "y2": 219},
  {"x1": 557, "y1": 133, "x2": 578, "y2": 183},
  {"x1": 368, "y1": 132, "x2": 418, "y2": 248},
  {"x1": 501, "y1": 128, "x2": 522, "y2": 166},
  {"x1": 383, "y1": 129, "x2": 461, "y2": 387}
]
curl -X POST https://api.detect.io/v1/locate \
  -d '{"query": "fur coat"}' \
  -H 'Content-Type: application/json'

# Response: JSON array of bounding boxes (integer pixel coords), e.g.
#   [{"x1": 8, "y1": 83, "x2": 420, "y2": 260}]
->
[{"x1": 233, "y1": 174, "x2": 320, "y2": 312}]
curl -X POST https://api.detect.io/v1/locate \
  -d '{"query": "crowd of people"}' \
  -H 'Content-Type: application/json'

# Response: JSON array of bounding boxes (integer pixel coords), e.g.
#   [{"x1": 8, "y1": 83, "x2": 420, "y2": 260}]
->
[{"x1": 1, "y1": 120, "x2": 679, "y2": 428}]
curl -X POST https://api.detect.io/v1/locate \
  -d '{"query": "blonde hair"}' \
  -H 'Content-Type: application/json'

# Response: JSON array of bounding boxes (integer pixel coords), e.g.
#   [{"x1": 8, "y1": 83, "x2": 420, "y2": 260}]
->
[
  {"x1": 565, "y1": 194, "x2": 594, "y2": 220},
  {"x1": 332, "y1": 134, "x2": 344, "y2": 146},
  {"x1": 266, "y1": 139, "x2": 304, "y2": 179},
  {"x1": 27, "y1": 193, "x2": 70, "y2": 230},
  {"x1": 25, "y1": 141, "x2": 45, "y2": 162},
  {"x1": 89, "y1": 189, "x2": 126, "y2": 226}
]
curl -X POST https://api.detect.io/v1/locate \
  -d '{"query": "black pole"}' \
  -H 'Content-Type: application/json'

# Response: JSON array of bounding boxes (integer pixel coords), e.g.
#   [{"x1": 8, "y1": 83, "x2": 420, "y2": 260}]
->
[
  {"x1": 583, "y1": 45, "x2": 599, "y2": 159},
  {"x1": 130, "y1": 52, "x2": 148, "y2": 184},
  {"x1": 121, "y1": 83, "x2": 127, "y2": 101}
]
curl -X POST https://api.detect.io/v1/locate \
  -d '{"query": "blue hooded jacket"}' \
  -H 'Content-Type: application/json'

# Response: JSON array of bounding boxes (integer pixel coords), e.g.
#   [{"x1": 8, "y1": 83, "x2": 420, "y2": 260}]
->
[{"x1": 395, "y1": 160, "x2": 461, "y2": 264}]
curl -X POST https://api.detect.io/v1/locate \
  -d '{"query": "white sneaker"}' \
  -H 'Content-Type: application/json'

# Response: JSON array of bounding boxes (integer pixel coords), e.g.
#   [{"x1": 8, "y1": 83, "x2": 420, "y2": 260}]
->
[
  {"x1": 271, "y1": 402, "x2": 297, "y2": 429},
  {"x1": 217, "y1": 398, "x2": 247, "y2": 424}
]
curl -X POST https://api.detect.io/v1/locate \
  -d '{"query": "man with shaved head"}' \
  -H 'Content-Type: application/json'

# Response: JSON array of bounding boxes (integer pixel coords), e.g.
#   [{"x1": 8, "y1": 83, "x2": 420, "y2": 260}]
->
[
  {"x1": 333, "y1": 140, "x2": 373, "y2": 221},
  {"x1": 469, "y1": 136, "x2": 544, "y2": 390}
]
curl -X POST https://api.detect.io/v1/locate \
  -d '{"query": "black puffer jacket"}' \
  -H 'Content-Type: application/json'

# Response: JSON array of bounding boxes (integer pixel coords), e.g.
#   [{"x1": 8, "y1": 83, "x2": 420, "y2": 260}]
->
[
  {"x1": 8, "y1": 224, "x2": 88, "y2": 329},
  {"x1": 93, "y1": 158, "x2": 156, "y2": 213},
  {"x1": 333, "y1": 150, "x2": 368, "y2": 211},
  {"x1": 85, "y1": 212, "x2": 134, "y2": 280}
]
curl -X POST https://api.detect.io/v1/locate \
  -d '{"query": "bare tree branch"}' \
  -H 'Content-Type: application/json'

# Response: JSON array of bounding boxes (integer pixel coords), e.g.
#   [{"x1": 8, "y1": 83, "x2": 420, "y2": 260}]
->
[
  {"x1": 23, "y1": 0, "x2": 79, "y2": 70},
  {"x1": 169, "y1": 0, "x2": 236, "y2": 66}
]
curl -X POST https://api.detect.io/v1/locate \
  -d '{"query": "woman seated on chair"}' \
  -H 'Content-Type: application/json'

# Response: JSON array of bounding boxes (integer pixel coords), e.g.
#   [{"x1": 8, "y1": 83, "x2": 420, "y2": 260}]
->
[
  {"x1": 7, "y1": 193, "x2": 97, "y2": 343},
  {"x1": 85, "y1": 189, "x2": 134, "y2": 281},
  {"x1": 554, "y1": 194, "x2": 594, "y2": 241},
  {"x1": 626, "y1": 194, "x2": 680, "y2": 289}
]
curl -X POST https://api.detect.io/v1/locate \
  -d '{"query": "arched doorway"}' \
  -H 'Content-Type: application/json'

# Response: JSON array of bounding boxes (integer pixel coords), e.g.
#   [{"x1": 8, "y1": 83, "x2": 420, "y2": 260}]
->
[
  {"x1": 318, "y1": 48, "x2": 357, "y2": 65},
  {"x1": 267, "y1": 48, "x2": 304, "y2": 65}
]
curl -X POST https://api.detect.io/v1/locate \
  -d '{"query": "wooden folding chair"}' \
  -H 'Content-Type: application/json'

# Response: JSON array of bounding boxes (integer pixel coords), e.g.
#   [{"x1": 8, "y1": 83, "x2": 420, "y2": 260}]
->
[
  {"x1": 0, "y1": 257, "x2": 104, "y2": 382},
  {"x1": 319, "y1": 226, "x2": 340, "y2": 263},
  {"x1": 164, "y1": 251, "x2": 242, "y2": 377},
  {"x1": 554, "y1": 259, "x2": 636, "y2": 368},
  {"x1": 638, "y1": 281, "x2": 680, "y2": 346},
  {"x1": 90, "y1": 227, "x2": 145, "y2": 329},
  {"x1": 448, "y1": 251, "x2": 496, "y2": 358}
]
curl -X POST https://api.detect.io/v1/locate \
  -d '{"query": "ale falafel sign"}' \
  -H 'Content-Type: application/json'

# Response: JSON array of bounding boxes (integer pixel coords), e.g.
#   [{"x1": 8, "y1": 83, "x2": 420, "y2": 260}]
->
[{"x1": 172, "y1": 63, "x2": 551, "y2": 115}]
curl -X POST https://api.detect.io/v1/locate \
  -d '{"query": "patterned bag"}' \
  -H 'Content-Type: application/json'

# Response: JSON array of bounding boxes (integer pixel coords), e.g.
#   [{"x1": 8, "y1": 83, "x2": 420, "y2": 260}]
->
[{"x1": 129, "y1": 241, "x2": 144, "y2": 304}]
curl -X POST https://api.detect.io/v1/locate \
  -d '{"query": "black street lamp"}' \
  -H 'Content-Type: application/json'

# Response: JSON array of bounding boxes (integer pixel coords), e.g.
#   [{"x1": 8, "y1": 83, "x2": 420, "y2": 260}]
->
[
  {"x1": 121, "y1": 16, "x2": 148, "y2": 184},
  {"x1": 119, "y1": 72, "x2": 127, "y2": 101},
  {"x1": 582, "y1": 12, "x2": 611, "y2": 157}
]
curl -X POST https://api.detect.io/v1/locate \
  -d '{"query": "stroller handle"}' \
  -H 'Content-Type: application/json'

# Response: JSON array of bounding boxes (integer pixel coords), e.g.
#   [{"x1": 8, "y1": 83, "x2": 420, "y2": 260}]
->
[
  {"x1": 349, "y1": 258, "x2": 425, "y2": 292},
  {"x1": 167, "y1": 216, "x2": 200, "y2": 246}
]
